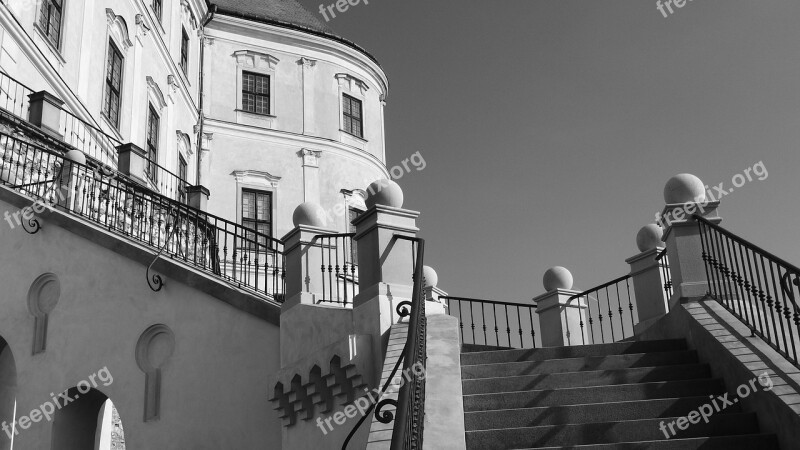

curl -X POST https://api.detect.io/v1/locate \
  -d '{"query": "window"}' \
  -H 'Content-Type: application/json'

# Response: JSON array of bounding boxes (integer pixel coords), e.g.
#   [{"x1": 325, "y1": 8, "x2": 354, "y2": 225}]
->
[
  {"x1": 146, "y1": 106, "x2": 160, "y2": 183},
  {"x1": 180, "y1": 29, "x2": 189, "y2": 75},
  {"x1": 103, "y1": 41, "x2": 124, "y2": 128},
  {"x1": 241, "y1": 72, "x2": 270, "y2": 115},
  {"x1": 151, "y1": 0, "x2": 162, "y2": 22},
  {"x1": 342, "y1": 94, "x2": 363, "y2": 138},
  {"x1": 242, "y1": 189, "x2": 272, "y2": 248},
  {"x1": 178, "y1": 155, "x2": 187, "y2": 202},
  {"x1": 38, "y1": 0, "x2": 63, "y2": 48}
]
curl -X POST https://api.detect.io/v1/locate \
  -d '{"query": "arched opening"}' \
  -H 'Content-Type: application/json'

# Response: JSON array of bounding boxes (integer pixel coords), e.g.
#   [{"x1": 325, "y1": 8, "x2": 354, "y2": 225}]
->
[
  {"x1": 51, "y1": 388, "x2": 125, "y2": 450},
  {"x1": 0, "y1": 337, "x2": 17, "y2": 450}
]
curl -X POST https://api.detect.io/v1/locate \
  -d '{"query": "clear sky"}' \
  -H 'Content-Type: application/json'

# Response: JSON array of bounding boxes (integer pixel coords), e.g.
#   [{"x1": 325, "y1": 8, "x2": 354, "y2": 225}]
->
[{"x1": 299, "y1": 0, "x2": 800, "y2": 303}]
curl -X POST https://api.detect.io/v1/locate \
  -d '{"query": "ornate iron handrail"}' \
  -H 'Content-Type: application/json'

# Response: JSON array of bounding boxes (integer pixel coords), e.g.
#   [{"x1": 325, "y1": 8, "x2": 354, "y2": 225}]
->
[
  {"x1": 0, "y1": 131, "x2": 285, "y2": 301},
  {"x1": 567, "y1": 274, "x2": 637, "y2": 345},
  {"x1": 0, "y1": 70, "x2": 191, "y2": 201},
  {"x1": 312, "y1": 233, "x2": 358, "y2": 306},
  {"x1": 696, "y1": 215, "x2": 800, "y2": 367},
  {"x1": 441, "y1": 296, "x2": 539, "y2": 349},
  {"x1": 656, "y1": 248, "x2": 674, "y2": 302},
  {"x1": 342, "y1": 235, "x2": 426, "y2": 450}
]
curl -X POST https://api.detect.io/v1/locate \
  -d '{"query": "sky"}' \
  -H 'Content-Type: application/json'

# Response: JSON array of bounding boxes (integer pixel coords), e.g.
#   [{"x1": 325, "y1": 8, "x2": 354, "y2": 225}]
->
[{"x1": 299, "y1": 0, "x2": 800, "y2": 303}]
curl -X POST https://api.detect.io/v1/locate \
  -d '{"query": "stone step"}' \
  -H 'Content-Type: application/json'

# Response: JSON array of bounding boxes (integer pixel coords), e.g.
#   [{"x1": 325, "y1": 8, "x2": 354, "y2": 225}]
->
[
  {"x1": 464, "y1": 413, "x2": 761, "y2": 449},
  {"x1": 461, "y1": 350, "x2": 699, "y2": 379},
  {"x1": 463, "y1": 379, "x2": 725, "y2": 412},
  {"x1": 524, "y1": 434, "x2": 778, "y2": 449},
  {"x1": 464, "y1": 396, "x2": 740, "y2": 431},
  {"x1": 462, "y1": 364, "x2": 711, "y2": 395},
  {"x1": 460, "y1": 340, "x2": 688, "y2": 366}
]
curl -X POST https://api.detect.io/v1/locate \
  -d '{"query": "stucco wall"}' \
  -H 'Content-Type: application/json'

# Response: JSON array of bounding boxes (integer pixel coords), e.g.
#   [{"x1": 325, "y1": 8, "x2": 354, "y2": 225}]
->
[{"x1": 0, "y1": 194, "x2": 282, "y2": 449}]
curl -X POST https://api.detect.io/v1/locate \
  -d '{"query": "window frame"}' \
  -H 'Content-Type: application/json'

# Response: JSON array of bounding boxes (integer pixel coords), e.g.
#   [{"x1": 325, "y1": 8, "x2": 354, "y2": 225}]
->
[
  {"x1": 342, "y1": 94, "x2": 364, "y2": 138},
  {"x1": 151, "y1": 0, "x2": 163, "y2": 23},
  {"x1": 241, "y1": 71, "x2": 271, "y2": 116},
  {"x1": 103, "y1": 40, "x2": 124, "y2": 129},
  {"x1": 240, "y1": 188, "x2": 273, "y2": 250},
  {"x1": 38, "y1": 0, "x2": 63, "y2": 49},
  {"x1": 146, "y1": 105, "x2": 160, "y2": 184},
  {"x1": 178, "y1": 155, "x2": 188, "y2": 202},
  {"x1": 180, "y1": 28, "x2": 190, "y2": 75}
]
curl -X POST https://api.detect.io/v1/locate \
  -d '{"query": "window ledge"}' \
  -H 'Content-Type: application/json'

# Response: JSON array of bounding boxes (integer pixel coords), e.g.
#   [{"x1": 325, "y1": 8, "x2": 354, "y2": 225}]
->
[
  {"x1": 99, "y1": 113, "x2": 122, "y2": 138},
  {"x1": 235, "y1": 109, "x2": 276, "y2": 119},
  {"x1": 33, "y1": 23, "x2": 66, "y2": 65},
  {"x1": 340, "y1": 129, "x2": 368, "y2": 143}
]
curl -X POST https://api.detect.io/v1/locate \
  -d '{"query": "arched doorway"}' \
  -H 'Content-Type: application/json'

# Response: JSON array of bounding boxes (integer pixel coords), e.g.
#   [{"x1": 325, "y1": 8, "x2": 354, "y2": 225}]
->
[
  {"x1": 0, "y1": 337, "x2": 16, "y2": 450},
  {"x1": 50, "y1": 388, "x2": 125, "y2": 450}
]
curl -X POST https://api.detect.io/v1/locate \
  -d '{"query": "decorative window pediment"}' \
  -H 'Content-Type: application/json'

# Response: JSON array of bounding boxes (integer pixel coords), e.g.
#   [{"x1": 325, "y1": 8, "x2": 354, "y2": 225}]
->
[
  {"x1": 233, "y1": 50, "x2": 280, "y2": 70},
  {"x1": 335, "y1": 73, "x2": 369, "y2": 96},
  {"x1": 146, "y1": 76, "x2": 167, "y2": 110},
  {"x1": 231, "y1": 170, "x2": 281, "y2": 188},
  {"x1": 106, "y1": 9, "x2": 133, "y2": 52},
  {"x1": 180, "y1": 0, "x2": 199, "y2": 29},
  {"x1": 176, "y1": 131, "x2": 193, "y2": 156}
]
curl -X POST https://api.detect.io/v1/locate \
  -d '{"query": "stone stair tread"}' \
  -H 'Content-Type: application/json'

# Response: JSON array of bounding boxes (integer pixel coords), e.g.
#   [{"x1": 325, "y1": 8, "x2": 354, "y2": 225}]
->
[
  {"x1": 464, "y1": 413, "x2": 761, "y2": 449},
  {"x1": 464, "y1": 396, "x2": 740, "y2": 430},
  {"x1": 461, "y1": 340, "x2": 688, "y2": 366},
  {"x1": 514, "y1": 433, "x2": 779, "y2": 449},
  {"x1": 461, "y1": 351, "x2": 700, "y2": 379},
  {"x1": 462, "y1": 363, "x2": 711, "y2": 394},
  {"x1": 463, "y1": 379, "x2": 726, "y2": 412}
]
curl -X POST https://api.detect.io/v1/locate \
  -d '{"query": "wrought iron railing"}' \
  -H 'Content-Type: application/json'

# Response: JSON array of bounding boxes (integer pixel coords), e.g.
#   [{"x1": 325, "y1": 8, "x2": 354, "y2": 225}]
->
[
  {"x1": 442, "y1": 296, "x2": 539, "y2": 349},
  {"x1": 697, "y1": 215, "x2": 800, "y2": 368},
  {"x1": 657, "y1": 248, "x2": 674, "y2": 301},
  {"x1": 342, "y1": 235, "x2": 426, "y2": 450},
  {"x1": 313, "y1": 233, "x2": 358, "y2": 306},
  {"x1": 567, "y1": 274, "x2": 637, "y2": 345},
  {"x1": 0, "y1": 71, "x2": 190, "y2": 202},
  {"x1": 0, "y1": 131, "x2": 285, "y2": 301},
  {"x1": 0, "y1": 71, "x2": 32, "y2": 118}
]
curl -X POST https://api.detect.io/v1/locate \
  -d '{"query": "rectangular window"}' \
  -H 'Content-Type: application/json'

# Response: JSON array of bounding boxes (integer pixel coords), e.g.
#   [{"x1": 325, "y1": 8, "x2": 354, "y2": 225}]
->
[
  {"x1": 178, "y1": 155, "x2": 187, "y2": 202},
  {"x1": 241, "y1": 72, "x2": 270, "y2": 115},
  {"x1": 242, "y1": 189, "x2": 272, "y2": 248},
  {"x1": 146, "y1": 106, "x2": 160, "y2": 183},
  {"x1": 342, "y1": 94, "x2": 363, "y2": 138},
  {"x1": 38, "y1": 0, "x2": 63, "y2": 48},
  {"x1": 180, "y1": 29, "x2": 189, "y2": 75},
  {"x1": 152, "y1": 0, "x2": 162, "y2": 22},
  {"x1": 103, "y1": 41, "x2": 124, "y2": 128}
]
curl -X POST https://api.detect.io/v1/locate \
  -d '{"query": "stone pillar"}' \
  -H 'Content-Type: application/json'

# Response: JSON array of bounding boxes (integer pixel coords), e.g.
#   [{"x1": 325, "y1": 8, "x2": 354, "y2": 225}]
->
[
  {"x1": 534, "y1": 266, "x2": 588, "y2": 347},
  {"x1": 116, "y1": 143, "x2": 148, "y2": 186},
  {"x1": 186, "y1": 185, "x2": 209, "y2": 211},
  {"x1": 57, "y1": 150, "x2": 87, "y2": 212},
  {"x1": 422, "y1": 265, "x2": 447, "y2": 316},
  {"x1": 28, "y1": 91, "x2": 64, "y2": 139},
  {"x1": 352, "y1": 180, "x2": 419, "y2": 382},
  {"x1": 281, "y1": 202, "x2": 337, "y2": 309},
  {"x1": 658, "y1": 174, "x2": 721, "y2": 307},
  {"x1": 628, "y1": 224, "x2": 670, "y2": 334},
  {"x1": 298, "y1": 149, "x2": 321, "y2": 204}
]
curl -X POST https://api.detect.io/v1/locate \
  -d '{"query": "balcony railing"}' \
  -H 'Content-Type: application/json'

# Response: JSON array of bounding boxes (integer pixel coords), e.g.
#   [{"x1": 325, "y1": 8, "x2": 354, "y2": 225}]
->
[
  {"x1": 0, "y1": 131, "x2": 285, "y2": 301},
  {"x1": 697, "y1": 215, "x2": 800, "y2": 368},
  {"x1": 656, "y1": 248, "x2": 674, "y2": 300},
  {"x1": 442, "y1": 296, "x2": 540, "y2": 349},
  {"x1": 567, "y1": 274, "x2": 637, "y2": 345},
  {"x1": 312, "y1": 233, "x2": 359, "y2": 306},
  {"x1": 0, "y1": 71, "x2": 190, "y2": 202}
]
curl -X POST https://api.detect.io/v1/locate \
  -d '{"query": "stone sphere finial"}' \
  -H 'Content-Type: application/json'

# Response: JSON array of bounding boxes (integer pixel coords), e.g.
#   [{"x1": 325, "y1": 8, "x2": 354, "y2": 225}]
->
[
  {"x1": 636, "y1": 224, "x2": 664, "y2": 252},
  {"x1": 292, "y1": 202, "x2": 328, "y2": 228},
  {"x1": 422, "y1": 265, "x2": 438, "y2": 288},
  {"x1": 65, "y1": 150, "x2": 86, "y2": 165},
  {"x1": 365, "y1": 179, "x2": 404, "y2": 209},
  {"x1": 664, "y1": 173, "x2": 705, "y2": 204},
  {"x1": 543, "y1": 266, "x2": 573, "y2": 291}
]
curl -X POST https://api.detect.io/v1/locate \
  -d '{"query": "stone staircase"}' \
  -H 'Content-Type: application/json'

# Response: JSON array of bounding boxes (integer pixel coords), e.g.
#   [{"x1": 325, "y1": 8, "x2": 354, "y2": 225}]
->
[{"x1": 460, "y1": 339, "x2": 779, "y2": 449}]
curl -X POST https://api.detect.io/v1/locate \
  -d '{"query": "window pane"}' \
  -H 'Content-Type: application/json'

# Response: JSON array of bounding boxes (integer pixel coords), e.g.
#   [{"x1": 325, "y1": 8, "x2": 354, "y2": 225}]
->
[{"x1": 242, "y1": 192, "x2": 255, "y2": 219}]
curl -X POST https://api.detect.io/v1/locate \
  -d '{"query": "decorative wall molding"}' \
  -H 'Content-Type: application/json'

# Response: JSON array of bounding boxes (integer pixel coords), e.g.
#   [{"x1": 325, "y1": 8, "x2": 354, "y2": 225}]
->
[
  {"x1": 105, "y1": 9, "x2": 133, "y2": 52},
  {"x1": 146, "y1": 76, "x2": 167, "y2": 110},
  {"x1": 233, "y1": 50, "x2": 280, "y2": 70},
  {"x1": 135, "y1": 324, "x2": 175, "y2": 422},
  {"x1": 230, "y1": 170, "x2": 281, "y2": 188},
  {"x1": 27, "y1": 273, "x2": 61, "y2": 355},
  {"x1": 298, "y1": 149, "x2": 322, "y2": 168},
  {"x1": 335, "y1": 73, "x2": 369, "y2": 96}
]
